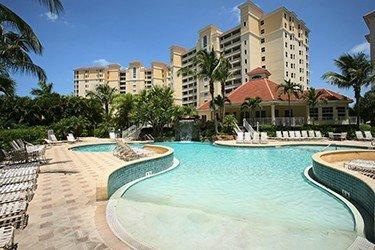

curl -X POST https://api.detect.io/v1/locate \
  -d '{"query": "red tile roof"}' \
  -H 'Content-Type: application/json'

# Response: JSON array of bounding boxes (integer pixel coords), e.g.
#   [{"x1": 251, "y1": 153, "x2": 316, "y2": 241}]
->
[
  {"x1": 197, "y1": 78, "x2": 352, "y2": 110},
  {"x1": 247, "y1": 67, "x2": 271, "y2": 77}
]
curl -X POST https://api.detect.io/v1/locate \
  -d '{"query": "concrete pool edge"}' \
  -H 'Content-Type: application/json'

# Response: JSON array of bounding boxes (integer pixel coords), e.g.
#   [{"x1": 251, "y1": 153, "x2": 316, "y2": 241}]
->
[
  {"x1": 106, "y1": 158, "x2": 180, "y2": 249},
  {"x1": 303, "y1": 166, "x2": 365, "y2": 237}
]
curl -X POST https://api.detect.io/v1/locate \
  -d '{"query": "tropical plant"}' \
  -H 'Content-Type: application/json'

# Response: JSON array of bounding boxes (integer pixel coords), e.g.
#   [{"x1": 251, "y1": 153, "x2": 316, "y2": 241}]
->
[
  {"x1": 222, "y1": 115, "x2": 237, "y2": 134},
  {"x1": 240, "y1": 97, "x2": 262, "y2": 118},
  {"x1": 52, "y1": 116, "x2": 90, "y2": 139},
  {"x1": 213, "y1": 95, "x2": 230, "y2": 122},
  {"x1": 30, "y1": 81, "x2": 54, "y2": 97},
  {"x1": 303, "y1": 88, "x2": 325, "y2": 125},
  {"x1": 322, "y1": 53, "x2": 375, "y2": 126},
  {"x1": 134, "y1": 86, "x2": 177, "y2": 138},
  {"x1": 86, "y1": 84, "x2": 117, "y2": 118},
  {"x1": 0, "y1": 68, "x2": 15, "y2": 95},
  {"x1": 215, "y1": 57, "x2": 232, "y2": 121},
  {"x1": 112, "y1": 93, "x2": 134, "y2": 129},
  {"x1": 277, "y1": 79, "x2": 303, "y2": 119},
  {"x1": 178, "y1": 49, "x2": 221, "y2": 134},
  {"x1": 358, "y1": 87, "x2": 375, "y2": 125}
]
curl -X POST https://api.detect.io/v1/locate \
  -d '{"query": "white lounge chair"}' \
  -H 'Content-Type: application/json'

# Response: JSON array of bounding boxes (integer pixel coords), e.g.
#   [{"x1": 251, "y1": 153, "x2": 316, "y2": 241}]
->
[
  {"x1": 301, "y1": 130, "x2": 308, "y2": 140},
  {"x1": 345, "y1": 160, "x2": 375, "y2": 172},
  {"x1": 260, "y1": 132, "x2": 268, "y2": 144},
  {"x1": 282, "y1": 131, "x2": 289, "y2": 140},
  {"x1": 355, "y1": 131, "x2": 365, "y2": 141},
  {"x1": 67, "y1": 133, "x2": 78, "y2": 143},
  {"x1": 0, "y1": 226, "x2": 15, "y2": 249},
  {"x1": 236, "y1": 132, "x2": 244, "y2": 143},
  {"x1": 315, "y1": 131, "x2": 323, "y2": 140},
  {"x1": 340, "y1": 132, "x2": 347, "y2": 141},
  {"x1": 364, "y1": 131, "x2": 373, "y2": 141},
  {"x1": 44, "y1": 134, "x2": 62, "y2": 145},
  {"x1": 252, "y1": 132, "x2": 260, "y2": 144},
  {"x1": 276, "y1": 131, "x2": 283, "y2": 140},
  {"x1": 109, "y1": 132, "x2": 117, "y2": 140},
  {"x1": 328, "y1": 132, "x2": 334, "y2": 140},
  {"x1": 289, "y1": 131, "x2": 296, "y2": 140},
  {"x1": 244, "y1": 132, "x2": 251, "y2": 143},
  {"x1": 308, "y1": 130, "x2": 315, "y2": 140},
  {"x1": 295, "y1": 131, "x2": 302, "y2": 140}
]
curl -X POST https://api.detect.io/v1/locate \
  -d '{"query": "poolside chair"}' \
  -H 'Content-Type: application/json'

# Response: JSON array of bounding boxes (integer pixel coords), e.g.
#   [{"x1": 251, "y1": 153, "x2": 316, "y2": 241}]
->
[
  {"x1": 301, "y1": 130, "x2": 308, "y2": 140},
  {"x1": 282, "y1": 131, "x2": 289, "y2": 140},
  {"x1": 109, "y1": 132, "x2": 117, "y2": 140},
  {"x1": 0, "y1": 226, "x2": 16, "y2": 249},
  {"x1": 315, "y1": 131, "x2": 323, "y2": 140},
  {"x1": 295, "y1": 131, "x2": 302, "y2": 140},
  {"x1": 0, "y1": 191, "x2": 34, "y2": 205},
  {"x1": 0, "y1": 213, "x2": 28, "y2": 230},
  {"x1": 345, "y1": 160, "x2": 374, "y2": 172},
  {"x1": 0, "y1": 149, "x2": 27, "y2": 164},
  {"x1": 67, "y1": 133, "x2": 78, "y2": 143},
  {"x1": 44, "y1": 133, "x2": 62, "y2": 145},
  {"x1": 113, "y1": 139, "x2": 144, "y2": 161},
  {"x1": 364, "y1": 131, "x2": 373, "y2": 141},
  {"x1": 308, "y1": 130, "x2": 315, "y2": 140},
  {"x1": 328, "y1": 132, "x2": 334, "y2": 140},
  {"x1": 236, "y1": 132, "x2": 244, "y2": 144},
  {"x1": 276, "y1": 131, "x2": 283, "y2": 140},
  {"x1": 0, "y1": 181, "x2": 36, "y2": 195},
  {"x1": 15, "y1": 140, "x2": 46, "y2": 163},
  {"x1": 288, "y1": 131, "x2": 296, "y2": 140},
  {"x1": 0, "y1": 201, "x2": 28, "y2": 223},
  {"x1": 340, "y1": 132, "x2": 347, "y2": 141},
  {"x1": 355, "y1": 131, "x2": 365, "y2": 141},
  {"x1": 252, "y1": 132, "x2": 260, "y2": 144},
  {"x1": 244, "y1": 132, "x2": 251, "y2": 143},
  {"x1": 260, "y1": 132, "x2": 268, "y2": 144}
]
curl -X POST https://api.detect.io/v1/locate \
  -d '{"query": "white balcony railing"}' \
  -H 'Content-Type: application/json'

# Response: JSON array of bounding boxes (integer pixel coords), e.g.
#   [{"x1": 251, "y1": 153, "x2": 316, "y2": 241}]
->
[{"x1": 245, "y1": 117, "x2": 305, "y2": 127}]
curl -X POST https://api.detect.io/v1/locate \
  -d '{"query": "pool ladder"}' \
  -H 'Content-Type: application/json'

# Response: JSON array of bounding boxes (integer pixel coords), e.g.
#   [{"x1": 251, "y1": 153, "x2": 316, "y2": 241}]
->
[{"x1": 322, "y1": 143, "x2": 337, "y2": 151}]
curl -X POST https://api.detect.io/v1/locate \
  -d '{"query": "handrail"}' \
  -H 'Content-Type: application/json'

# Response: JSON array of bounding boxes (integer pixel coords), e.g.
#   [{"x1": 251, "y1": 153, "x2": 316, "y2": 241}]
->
[
  {"x1": 234, "y1": 123, "x2": 242, "y2": 133},
  {"x1": 243, "y1": 119, "x2": 255, "y2": 135},
  {"x1": 322, "y1": 143, "x2": 337, "y2": 151}
]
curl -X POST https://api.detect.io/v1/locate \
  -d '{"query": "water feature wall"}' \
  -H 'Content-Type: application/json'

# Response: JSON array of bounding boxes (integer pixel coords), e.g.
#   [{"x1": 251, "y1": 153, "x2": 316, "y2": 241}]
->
[{"x1": 175, "y1": 119, "x2": 200, "y2": 141}]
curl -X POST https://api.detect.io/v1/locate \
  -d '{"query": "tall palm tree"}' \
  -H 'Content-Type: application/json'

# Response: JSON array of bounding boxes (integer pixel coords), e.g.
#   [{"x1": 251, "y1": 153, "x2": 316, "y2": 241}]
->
[
  {"x1": 322, "y1": 53, "x2": 375, "y2": 126},
  {"x1": 86, "y1": 84, "x2": 117, "y2": 118},
  {"x1": 213, "y1": 95, "x2": 230, "y2": 122},
  {"x1": 30, "y1": 81, "x2": 54, "y2": 97},
  {"x1": 215, "y1": 57, "x2": 232, "y2": 121},
  {"x1": 303, "y1": 88, "x2": 325, "y2": 125},
  {"x1": 240, "y1": 97, "x2": 262, "y2": 119},
  {"x1": 0, "y1": 67, "x2": 15, "y2": 95},
  {"x1": 277, "y1": 79, "x2": 303, "y2": 121},
  {"x1": 178, "y1": 49, "x2": 221, "y2": 133},
  {"x1": 0, "y1": 0, "x2": 63, "y2": 93}
]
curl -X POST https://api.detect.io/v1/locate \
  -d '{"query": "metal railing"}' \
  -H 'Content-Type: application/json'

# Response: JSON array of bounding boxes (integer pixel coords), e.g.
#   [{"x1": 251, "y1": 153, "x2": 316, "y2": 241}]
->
[
  {"x1": 245, "y1": 117, "x2": 305, "y2": 127},
  {"x1": 243, "y1": 119, "x2": 255, "y2": 134}
]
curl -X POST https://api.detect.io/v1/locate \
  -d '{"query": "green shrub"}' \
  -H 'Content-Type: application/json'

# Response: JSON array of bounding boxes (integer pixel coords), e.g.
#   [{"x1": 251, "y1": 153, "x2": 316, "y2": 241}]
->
[
  {"x1": 93, "y1": 122, "x2": 112, "y2": 138},
  {"x1": 359, "y1": 124, "x2": 372, "y2": 132},
  {"x1": 259, "y1": 125, "x2": 277, "y2": 137},
  {"x1": 222, "y1": 115, "x2": 238, "y2": 134},
  {"x1": 52, "y1": 116, "x2": 91, "y2": 140},
  {"x1": 0, "y1": 126, "x2": 47, "y2": 149}
]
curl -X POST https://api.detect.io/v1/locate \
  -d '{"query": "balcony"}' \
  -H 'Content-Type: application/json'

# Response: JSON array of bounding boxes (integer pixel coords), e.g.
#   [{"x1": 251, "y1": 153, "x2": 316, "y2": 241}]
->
[{"x1": 245, "y1": 117, "x2": 305, "y2": 127}]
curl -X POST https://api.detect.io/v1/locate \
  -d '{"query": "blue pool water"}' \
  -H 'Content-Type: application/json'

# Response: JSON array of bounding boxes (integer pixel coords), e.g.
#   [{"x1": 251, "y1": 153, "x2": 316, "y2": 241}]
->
[
  {"x1": 71, "y1": 143, "x2": 142, "y2": 152},
  {"x1": 112, "y1": 142, "x2": 358, "y2": 249}
]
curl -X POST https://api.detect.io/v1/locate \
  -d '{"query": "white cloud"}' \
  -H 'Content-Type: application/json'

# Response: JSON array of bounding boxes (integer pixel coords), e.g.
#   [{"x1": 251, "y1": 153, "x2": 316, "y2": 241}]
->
[
  {"x1": 42, "y1": 12, "x2": 58, "y2": 22},
  {"x1": 350, "y1": 42, "x2": 370, "y2": 54},
  {"x1": 230, "y1": 6, "x2": 241, "y2": 23},
  {"x1": 93, "y1": 59, "x2": 112, "y2": 66}
]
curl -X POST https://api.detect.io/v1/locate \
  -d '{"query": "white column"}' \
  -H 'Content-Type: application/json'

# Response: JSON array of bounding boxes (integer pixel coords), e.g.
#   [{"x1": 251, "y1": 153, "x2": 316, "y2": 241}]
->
[{"x1": 271, "y1": 104, "x2": 276, "y2": 125}]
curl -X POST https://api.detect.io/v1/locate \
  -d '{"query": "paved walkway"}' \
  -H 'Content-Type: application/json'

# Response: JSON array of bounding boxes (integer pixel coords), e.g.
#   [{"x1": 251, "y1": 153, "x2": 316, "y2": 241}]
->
[{"x1": 15, "y1": 138, "x2": 128, "y2": 250}]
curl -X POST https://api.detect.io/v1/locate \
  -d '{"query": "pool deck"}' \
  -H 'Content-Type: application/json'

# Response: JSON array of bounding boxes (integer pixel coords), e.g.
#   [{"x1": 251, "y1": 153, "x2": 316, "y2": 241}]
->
[
  {"x1": 14, "y1": 137, "x2": 375, "y2": 249},
  {"x1": 15, "y1": 137, "x2": 130, "y2": 250}
]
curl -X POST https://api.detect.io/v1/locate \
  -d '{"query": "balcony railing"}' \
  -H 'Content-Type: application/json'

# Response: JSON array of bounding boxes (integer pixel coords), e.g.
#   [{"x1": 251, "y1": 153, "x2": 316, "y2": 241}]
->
[{"x1": 245, "y1": 117, "x2": 305, "y2": 127}]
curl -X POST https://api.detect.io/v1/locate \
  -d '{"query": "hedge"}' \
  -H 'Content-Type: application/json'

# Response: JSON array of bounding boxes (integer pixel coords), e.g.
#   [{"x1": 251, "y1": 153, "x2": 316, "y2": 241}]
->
[{"x1": 0, "y1": 126, "x2": 48, "y2": 149}]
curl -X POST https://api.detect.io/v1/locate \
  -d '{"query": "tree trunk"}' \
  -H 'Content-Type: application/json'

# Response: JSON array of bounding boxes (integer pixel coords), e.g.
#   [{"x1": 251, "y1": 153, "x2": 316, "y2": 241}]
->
[
  {"x1": 354, "y1": 88, "x2": 361, "y2": 127},
  {"x1": 221, "y1": 82, "x2": 225, "y2": 122},
  {"x1": 210, "y1": 80, "x2": 218, "y2": 134}
]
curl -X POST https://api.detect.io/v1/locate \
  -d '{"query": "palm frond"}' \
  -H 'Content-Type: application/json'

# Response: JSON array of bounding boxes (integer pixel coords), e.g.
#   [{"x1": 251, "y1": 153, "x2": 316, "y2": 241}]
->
[{"x1": 35, "y1": 0, "x2": 64, "y2": 14}]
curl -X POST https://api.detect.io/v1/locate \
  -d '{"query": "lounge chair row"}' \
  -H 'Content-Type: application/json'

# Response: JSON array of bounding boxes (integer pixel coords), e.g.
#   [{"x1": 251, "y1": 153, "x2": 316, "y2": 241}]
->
[
  {"x1": 0, "y1": 161, "x2": 40, "y2": 249},
  {"x1": 45, "y1": 131, "x2": 80, "y2": 145},
  {"x1": 355, "y1": 131, "x2": 373, "y2": 141},
  {"x1": 276, "y1": 130, "x2": 323, "y2": 140},
  {"x1": 345, "y1": 159, "x2": 375, "y2": 179},
  {"x1": 236, "y1": 132, "x2": 268, "y2": 144}
]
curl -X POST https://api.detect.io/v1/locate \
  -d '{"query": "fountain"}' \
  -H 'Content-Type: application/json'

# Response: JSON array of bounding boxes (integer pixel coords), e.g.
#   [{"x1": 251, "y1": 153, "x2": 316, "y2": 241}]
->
[{"x1": 175, "y1": 118, "x2": 200, "y2": 141}]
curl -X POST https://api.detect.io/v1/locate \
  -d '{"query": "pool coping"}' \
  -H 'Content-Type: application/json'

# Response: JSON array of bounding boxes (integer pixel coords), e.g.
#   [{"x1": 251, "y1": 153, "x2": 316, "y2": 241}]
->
[
  {"x1": 303, "y1": 165, "x2": 365, "y2": 237},
  {"x1": 106, "y1": 158, "x2": 180, "y2": 250}
]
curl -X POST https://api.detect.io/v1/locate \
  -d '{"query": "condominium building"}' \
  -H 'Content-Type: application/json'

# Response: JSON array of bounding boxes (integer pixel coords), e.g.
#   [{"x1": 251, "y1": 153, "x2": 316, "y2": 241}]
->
[
  {"x1": 170, "y1": 0, "x2": 310, "y2": 107},
  {"x1": 73, "y1": 61, "x2": 171, "y2": 97},
  {"x1": 364, "y1": 10, "x2": 375, "y2": 62}
]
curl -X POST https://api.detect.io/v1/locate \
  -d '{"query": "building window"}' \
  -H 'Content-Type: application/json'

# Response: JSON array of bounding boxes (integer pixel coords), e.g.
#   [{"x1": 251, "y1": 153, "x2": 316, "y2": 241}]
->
[
  {"x1": 244, "y1": 59, "x2": 247, "y2": 64},
  {"x1": 261, "y1": 38, "x2": 265, "y2": 43},
  {"x1": 285, "y1": 52, "x2": 288, "y2": 57},
  {"x1": 322, "y1": 107, "x2": 333, "y2": 120},
  {"x1": 261, "y1": 56, "x2": 265, "y2": 61},
  {"x1": 261, "y1": 47, "x2": 265, "y2": 52},
  {"x1": 132, "y1": 68, "x2": 136, "y2": 78},
  {"x1": 285, "y1": 32, "x2": 287, "y2": 38},
  {"x1": 261, "y1": 29, "x2": 265, "y2": 34},
  {"x1": 309, "y1": 108, "x2": 318, "y2": 120},
  {"x1": 244, "y1": 49, "x2": 247, "y2": 55},
  {"x1": 286, "y1": 62, "x2": 288, "y2": 67},
  {"x1": 243, "y1": 21, "x2": 247, "y2": 27},
  {"x1": 286, "y1": 71, "x2": 289, "y2": 77},
  {"x1": 260, "y1": 20, "x2": 264, "y2": 25},
  {"x1": 337, "y1": 107, "x2": 346, "y2": 118},
  {"x1": 284, "y1": 13, "x2": 287, "y2": 19},
  {"x1": 202, "y1": 35, "x2": 208, "y2": 48},
  {"x1": 244, "y1": 40, "x2": 247, "y2": 45},
  {"x1": 285, "y1": 42, "x2": 288, "y2": 48}
]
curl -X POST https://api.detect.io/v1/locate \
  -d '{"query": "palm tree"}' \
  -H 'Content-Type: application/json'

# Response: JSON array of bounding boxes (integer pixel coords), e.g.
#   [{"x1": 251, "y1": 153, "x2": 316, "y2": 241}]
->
[
  {"x1": 213, "y1": 95, "x2": 230, "y2": 122},
  {"x1": 30, "y1": 81, "x2": 54, "y2": 97},
  {"x1": 0, "y1": 67, "x2": 15, "y2": 95},
  {"x1": 277, "y1": 79, "x2": 303, "y2": 121},
  {"x1": 322, "y1": 53, "x2": 375, "y2": 126},
  {"x1": 86, "y1": 84, "x2": 117, "y2": 118},
  {"x1": 240, "y1": 97, "x2": 262, "y2": 120},
  {"x1": 0, "y1": 1, "x2": 63, "y2": 92},
  {"x1": 215, "y1": 57, "x2": 232, "y2": 121},
  {"x1": 178, "y1": 49, "x2": 221, "y2": 133},
  {"x1": 303, "y1": 88, "x2": 325, "y2": 125}
]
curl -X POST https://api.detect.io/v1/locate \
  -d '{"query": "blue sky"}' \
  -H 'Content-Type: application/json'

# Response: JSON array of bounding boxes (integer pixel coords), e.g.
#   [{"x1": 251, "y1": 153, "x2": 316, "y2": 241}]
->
[{"x1": 3, "y1": 0, "x2": 375, "y2": 98}]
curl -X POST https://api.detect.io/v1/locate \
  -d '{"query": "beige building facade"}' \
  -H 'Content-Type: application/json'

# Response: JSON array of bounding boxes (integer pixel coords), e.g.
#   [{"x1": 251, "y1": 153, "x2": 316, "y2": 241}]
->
[
  {"x1": 74, "y1": 61, "x2": 171, "y2": 97},
  {"x1": 170, "y1": 1, "x2": 310, "y2": 107},
  {"x1": 364, "y1": 10, "x2": 375, "y2": 63}
]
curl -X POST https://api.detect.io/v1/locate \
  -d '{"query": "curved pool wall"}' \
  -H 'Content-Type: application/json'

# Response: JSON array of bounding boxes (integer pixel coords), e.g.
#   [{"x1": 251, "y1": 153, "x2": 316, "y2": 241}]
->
[
  {"x1": 312, "y1": 150, "x2": 375, "y2": 241},
  {"x1": 106, "y1": 145, "x2": 174, "y2": 199}
]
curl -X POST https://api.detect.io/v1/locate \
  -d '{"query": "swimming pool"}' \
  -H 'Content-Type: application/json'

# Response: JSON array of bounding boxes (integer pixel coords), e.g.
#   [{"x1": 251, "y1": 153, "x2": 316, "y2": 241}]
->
[
  {"x1": 71, "y1": 143, "x2": 142, "y2": 152},
  {"x1": 111, "y1": 142, "x2": 358, "y2": 249}
]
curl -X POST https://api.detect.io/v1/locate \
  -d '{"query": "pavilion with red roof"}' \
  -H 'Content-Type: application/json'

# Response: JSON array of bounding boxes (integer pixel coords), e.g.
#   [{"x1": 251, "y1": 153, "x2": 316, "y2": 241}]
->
[{"x1": 197, "y1": 68, "x2": 353, "y2": 126}]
